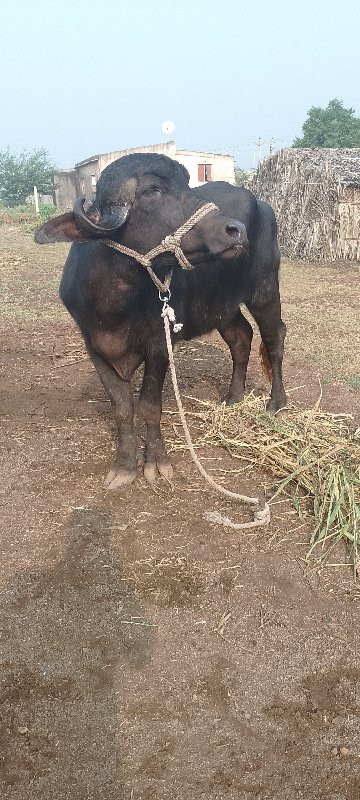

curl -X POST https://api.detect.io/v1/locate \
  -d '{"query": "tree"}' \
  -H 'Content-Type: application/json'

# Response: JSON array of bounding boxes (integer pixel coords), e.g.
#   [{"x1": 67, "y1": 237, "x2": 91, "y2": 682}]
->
[
  {"x1": 234, "y1": 167, "x2": 248, "y2": 186},
  {"x1": 0, "y1": 147, "x2": 55, "y2": 206},
  {"x1": 293, "y1": 99, "x2": 360, "y2": 148}
]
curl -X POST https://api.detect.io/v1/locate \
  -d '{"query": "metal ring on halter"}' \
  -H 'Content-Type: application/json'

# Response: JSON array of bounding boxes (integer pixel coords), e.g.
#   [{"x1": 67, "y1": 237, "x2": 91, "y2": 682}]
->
[{"x1": 159, "y1": 288, "x2": 171, "y2": 304}]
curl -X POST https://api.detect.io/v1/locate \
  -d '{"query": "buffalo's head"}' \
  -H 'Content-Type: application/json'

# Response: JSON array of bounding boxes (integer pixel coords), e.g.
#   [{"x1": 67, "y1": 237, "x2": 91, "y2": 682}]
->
[{"x1": 35, "y1": 153, "x2": 247, "y2": 262}]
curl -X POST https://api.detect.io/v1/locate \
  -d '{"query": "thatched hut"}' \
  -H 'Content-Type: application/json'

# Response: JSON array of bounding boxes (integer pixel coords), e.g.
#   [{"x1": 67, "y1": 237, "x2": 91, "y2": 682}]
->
[{"x1": 249, "y1": 148, "x2": 360, "y2": 261}]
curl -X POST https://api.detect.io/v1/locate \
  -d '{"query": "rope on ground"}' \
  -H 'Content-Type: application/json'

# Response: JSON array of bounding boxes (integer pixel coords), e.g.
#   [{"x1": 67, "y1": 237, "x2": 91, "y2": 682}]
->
[{"x1": 162, "y1": 308, "x2": 271, "y2": 530}]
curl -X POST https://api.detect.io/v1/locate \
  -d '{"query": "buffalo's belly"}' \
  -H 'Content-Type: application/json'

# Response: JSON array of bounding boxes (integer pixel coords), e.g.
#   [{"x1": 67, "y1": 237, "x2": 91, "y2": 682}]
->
[{"x1": 89, "y1": 326, "x2": 142, "y2": 381}]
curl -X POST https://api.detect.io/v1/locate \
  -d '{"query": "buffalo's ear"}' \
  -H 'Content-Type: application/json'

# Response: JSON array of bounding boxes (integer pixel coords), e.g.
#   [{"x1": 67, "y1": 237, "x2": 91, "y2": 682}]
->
[{"x1": 34, "y1": 213, "x2": 89, "y2": 244}]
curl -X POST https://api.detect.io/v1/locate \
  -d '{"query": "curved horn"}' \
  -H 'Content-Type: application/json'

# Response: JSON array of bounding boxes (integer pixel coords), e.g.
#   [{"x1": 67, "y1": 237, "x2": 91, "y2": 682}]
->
[{"x1": 73, "y1": 197, "x2": 130, "y2": 235}]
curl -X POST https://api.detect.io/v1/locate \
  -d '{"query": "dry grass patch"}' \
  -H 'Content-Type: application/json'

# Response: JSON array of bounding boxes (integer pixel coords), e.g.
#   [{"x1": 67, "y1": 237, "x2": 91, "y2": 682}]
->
[{"x1": 166, "y1": 395, "x2": 360, "y2": 575}]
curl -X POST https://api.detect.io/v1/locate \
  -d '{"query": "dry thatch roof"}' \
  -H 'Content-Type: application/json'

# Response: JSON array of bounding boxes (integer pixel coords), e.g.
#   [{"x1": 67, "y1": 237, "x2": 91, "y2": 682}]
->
[
  {"x1": 249, "y1": 148, "x2": 360, "y2": 260},
  {"x1": 285, "y1": 148, "x2": 360, "y2": 188}
]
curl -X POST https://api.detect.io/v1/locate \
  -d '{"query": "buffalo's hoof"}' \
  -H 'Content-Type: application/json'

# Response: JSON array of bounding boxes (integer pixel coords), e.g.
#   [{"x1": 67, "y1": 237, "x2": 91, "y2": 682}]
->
[
  {"x1": 266, "y1": 394, "x2": 287, "y2": 413},
  {"x1": 144, "y1": 460, "x2": 174, "y2": 486},
  {"x1": 221, "y1": 391, "x2": 244, "y2": 406},
  {"x1": 104, "y1": 468, "x2": 137, "y2": 490}
]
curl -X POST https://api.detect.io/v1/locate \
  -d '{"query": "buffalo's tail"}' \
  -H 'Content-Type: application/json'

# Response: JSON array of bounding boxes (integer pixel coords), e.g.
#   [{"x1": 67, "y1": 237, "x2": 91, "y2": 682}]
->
[{"x1": 259, "y1": 339, "x2": 272, "y2": 383}]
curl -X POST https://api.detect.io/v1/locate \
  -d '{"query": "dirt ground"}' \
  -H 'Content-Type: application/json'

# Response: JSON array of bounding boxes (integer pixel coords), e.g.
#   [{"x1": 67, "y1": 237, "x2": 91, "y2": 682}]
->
[{"x1": 1, "y1": 227, "x2": 360, "y2": 800}]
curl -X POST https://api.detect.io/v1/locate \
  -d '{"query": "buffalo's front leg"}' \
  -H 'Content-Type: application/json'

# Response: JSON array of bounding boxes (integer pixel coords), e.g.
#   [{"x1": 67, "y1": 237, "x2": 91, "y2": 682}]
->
[
  {"x1": 87, "y1": 347, "x2": 138, "y2": 489},
  {"x1": 247, "y1": 297, "x2": 287, "y2": 412},
  {"x1": 218, "y1": 309, "x2": 253, "y2": 404},
  {"x1": 138, "y1": 351, "x2": 173, "y2": 485}
]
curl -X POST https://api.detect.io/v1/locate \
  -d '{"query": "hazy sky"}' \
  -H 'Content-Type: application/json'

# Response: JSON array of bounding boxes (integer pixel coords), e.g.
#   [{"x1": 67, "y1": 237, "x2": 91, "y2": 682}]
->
[{"x1": 1, "y1": 0, "x2": 358, "y2": 169}]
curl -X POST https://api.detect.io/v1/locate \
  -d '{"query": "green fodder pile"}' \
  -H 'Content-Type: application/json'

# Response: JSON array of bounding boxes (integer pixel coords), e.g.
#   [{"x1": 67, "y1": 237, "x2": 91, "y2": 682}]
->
[{"x1": 167, "y1": 395, "x2": 360, "y2": 574}]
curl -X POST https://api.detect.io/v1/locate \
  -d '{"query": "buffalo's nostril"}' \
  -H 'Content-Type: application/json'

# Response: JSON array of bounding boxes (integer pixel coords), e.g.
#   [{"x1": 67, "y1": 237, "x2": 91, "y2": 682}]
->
[{"x1": 226, "y1": 224, "x2": 241, "y2": 240}]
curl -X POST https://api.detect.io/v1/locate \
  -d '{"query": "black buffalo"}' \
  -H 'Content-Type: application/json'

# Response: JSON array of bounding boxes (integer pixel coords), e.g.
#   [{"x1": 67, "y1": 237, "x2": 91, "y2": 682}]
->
[{"x1": 35, "y1": 153, "x2": 286, "y2": 488}]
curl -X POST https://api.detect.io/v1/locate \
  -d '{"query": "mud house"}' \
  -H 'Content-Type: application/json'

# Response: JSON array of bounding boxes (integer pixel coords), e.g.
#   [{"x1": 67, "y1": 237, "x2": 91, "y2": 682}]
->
[
  {"x1": 54, "y1": 141, "x2": 235, "y2": 209},
  {"x1": 249, "y1": 148, "x2": 360, "y2": 261}
]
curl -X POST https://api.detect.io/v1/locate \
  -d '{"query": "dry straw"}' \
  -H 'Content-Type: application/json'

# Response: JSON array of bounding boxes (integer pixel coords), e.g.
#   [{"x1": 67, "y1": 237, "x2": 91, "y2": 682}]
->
[
  {"x1": 249, "y1": 148, "x2": 360, "y2": 261},
  {"x1": 166, "y1": 394, "x2": 360, "y2": 575}
]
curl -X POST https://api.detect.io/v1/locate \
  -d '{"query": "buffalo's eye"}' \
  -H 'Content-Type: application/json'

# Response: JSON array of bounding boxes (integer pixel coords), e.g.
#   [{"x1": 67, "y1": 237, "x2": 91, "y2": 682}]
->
[{"x1": 142, "y1": 186, "x2": 163, "y2": 197}]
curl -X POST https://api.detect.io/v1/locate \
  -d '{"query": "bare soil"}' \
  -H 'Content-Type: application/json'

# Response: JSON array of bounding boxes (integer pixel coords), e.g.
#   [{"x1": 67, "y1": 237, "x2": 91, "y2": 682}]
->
[{"x1": 0, "y1": 228, "x2": 359, "y2": 800}]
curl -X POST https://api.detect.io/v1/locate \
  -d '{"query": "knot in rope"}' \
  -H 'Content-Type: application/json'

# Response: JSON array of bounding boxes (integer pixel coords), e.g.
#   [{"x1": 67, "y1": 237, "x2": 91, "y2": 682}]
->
[{"x1": 162, "y1": 234, "x2": 180, "y2": 250}]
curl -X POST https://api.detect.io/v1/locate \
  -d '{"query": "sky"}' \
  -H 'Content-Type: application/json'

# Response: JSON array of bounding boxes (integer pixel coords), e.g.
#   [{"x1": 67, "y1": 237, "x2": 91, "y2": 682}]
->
[{"x1": 0, "y1": 0, "x2": 359, "y2": 169}]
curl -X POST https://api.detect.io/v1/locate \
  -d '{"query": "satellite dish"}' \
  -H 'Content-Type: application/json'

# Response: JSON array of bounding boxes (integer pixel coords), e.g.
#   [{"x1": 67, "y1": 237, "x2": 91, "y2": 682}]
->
[{"x1": 162, "y1": 120, "x2": 175, "y2": 137}]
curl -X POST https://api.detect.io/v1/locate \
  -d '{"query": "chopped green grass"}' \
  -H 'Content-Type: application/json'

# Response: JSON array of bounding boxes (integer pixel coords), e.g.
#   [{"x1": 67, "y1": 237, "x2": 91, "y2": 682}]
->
[{"x1": 347, "y1": 375, "x2": 360, "y2": 391}]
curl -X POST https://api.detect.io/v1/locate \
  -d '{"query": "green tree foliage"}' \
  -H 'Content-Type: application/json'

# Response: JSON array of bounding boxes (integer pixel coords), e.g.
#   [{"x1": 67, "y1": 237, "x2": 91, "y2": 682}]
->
[
  {"x1": 234, "y1": 167, "x2": 248, "y2": 186},
  {"x1": 0, "y1": 147, "x2": 55, "y2": 206},
  {"x1": 293, "y1": 99, "x2": 360, "y2": 148}
]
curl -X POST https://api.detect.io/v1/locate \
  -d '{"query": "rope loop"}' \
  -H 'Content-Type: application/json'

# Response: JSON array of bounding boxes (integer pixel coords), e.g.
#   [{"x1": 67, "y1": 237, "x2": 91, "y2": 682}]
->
[{"x1": 162, "y1": 312, "x2": 270, "y2": 529}]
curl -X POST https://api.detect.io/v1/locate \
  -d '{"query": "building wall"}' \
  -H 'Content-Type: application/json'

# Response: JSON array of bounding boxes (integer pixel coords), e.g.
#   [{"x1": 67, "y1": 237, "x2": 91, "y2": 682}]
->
[
  {"x1": 54, "y1": 142, "x2": 235, "y2": 207},
  {"x1": 76, "y1": 160, "x2": 98, "y2": 202},
  {"x1": 176, "y1": 150, "x2": 235, "y2": 186},
  {"x1": 98, "y1": 141, "x2": 176, "y2": 173},
  {"x1": 54, "y1": 170, "x2": 78, "y2": 210}
]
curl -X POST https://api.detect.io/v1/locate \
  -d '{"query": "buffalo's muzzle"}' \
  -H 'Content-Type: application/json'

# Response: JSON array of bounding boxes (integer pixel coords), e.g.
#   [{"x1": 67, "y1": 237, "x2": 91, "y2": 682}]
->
[{"x1": 226, "y1": 220, "x2": 247, "y2": 244}]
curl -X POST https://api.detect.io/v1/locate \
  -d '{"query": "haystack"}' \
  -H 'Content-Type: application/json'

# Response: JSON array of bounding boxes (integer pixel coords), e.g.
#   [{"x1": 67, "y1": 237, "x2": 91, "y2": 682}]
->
[{"x1": 249, "y1": 148, "x2": 360, "y2": 261}]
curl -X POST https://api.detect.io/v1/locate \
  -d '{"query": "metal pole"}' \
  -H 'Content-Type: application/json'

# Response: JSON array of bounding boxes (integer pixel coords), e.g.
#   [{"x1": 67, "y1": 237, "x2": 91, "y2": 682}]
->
[{"x1": 33, "y1": 185, "x2": 39, "y2": 214}]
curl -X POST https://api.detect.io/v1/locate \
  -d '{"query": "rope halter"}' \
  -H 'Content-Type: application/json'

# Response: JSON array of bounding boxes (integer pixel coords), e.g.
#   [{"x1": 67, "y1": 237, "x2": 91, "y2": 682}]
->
[{"x1": 101, "y1": 202, "x2": 218, "y2": 293}]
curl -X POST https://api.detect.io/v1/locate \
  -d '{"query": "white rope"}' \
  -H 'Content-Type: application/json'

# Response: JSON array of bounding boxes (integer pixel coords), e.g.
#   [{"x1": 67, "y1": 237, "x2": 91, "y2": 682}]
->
[
  {"x1": 102, "y1": 202, "x2": 219, "y2": 291},
  {"x1": 162, "y1": 307, "x2": 271, "y2": 530}
]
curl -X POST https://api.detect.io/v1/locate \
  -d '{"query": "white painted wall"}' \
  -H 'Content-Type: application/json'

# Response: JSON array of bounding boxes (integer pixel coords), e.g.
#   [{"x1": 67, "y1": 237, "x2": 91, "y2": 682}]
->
[{"x1": 175, "y1": 150, "x2": 235, "y2": 186}]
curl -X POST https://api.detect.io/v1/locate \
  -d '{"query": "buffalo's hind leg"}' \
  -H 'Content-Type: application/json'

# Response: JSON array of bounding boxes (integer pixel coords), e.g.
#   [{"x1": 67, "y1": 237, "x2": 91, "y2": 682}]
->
[
  {"x1": 86, "y1": 346, "x2": 138, "y2": 489},
  {"x1": 138, "y1": 350, "x2": 173, "y2": 485},
  {"x1": 218, "y1": 309, "x2": 253, "y2": 404},
  {"x1": 247, "y1": 296, "x2": 287, "y2": 412}
]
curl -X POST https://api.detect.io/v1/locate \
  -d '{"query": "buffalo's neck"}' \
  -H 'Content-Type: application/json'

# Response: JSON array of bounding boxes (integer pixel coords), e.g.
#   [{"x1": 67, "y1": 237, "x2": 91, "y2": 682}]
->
[
  {"x1": 173, "y1": 256, "x2": 252, "y2": 339},
  {"x1": 83, "y1": 255, "x2": 138, "y2": 323},
  {"x1": 61, "y1": 243, "x2": 145, "y2": 331}
]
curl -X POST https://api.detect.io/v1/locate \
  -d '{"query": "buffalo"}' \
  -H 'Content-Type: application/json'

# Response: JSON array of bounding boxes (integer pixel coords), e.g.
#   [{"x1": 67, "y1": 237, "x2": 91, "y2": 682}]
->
[{"x1": 35, "y1": 153, "x2": 286, "y2": 488}]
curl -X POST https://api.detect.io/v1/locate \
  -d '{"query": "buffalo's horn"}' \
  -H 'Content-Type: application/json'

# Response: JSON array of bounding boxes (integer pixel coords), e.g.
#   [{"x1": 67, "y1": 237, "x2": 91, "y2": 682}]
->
[{"x1": 73, "y1": 197, "x2": 130, "y2": 235}]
